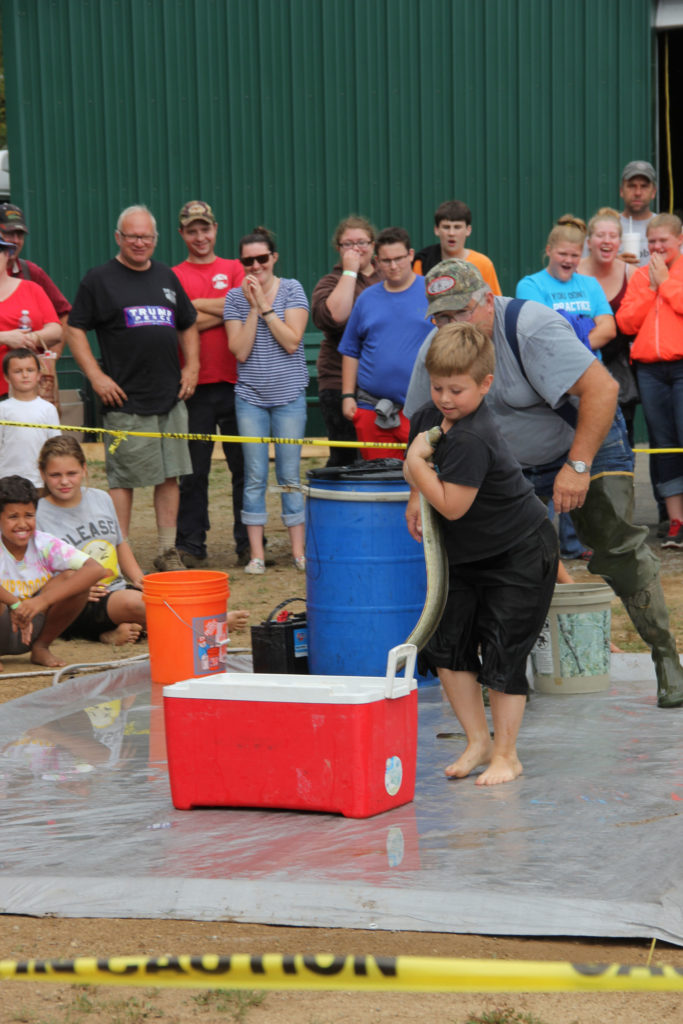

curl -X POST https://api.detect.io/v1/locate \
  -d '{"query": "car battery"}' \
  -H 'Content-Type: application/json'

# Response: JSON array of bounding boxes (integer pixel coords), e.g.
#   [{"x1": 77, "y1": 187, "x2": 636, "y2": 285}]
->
[{"x1": 250, "y1": 597, "x2": 308, "y2": 674}]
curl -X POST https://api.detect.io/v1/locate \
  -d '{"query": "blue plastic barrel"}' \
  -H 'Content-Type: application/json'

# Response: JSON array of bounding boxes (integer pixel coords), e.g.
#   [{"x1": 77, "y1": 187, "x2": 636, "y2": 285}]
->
[{"x1": 304, "y1": 462, "x2": 429, "y2": 682}]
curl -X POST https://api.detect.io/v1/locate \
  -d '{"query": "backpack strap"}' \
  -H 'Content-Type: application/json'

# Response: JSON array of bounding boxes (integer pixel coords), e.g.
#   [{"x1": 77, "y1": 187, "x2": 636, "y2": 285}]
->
[
  {"x1": 503, "y1": 298, "x2": 577, "y2": 429},
  {"x1": 17, "y1": 258, "x2": 31, "y2": 281}
]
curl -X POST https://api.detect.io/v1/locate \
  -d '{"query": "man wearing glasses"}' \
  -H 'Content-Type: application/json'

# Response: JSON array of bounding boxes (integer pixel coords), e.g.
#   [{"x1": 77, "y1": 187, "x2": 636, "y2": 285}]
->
[
  {"x1": 66, "y1": 205, "x2": 200, "y2": 572},
  {"x1": 339, "y1": 226, "x2": 432, "y2": 459},
  {"x1": 403, "y1": 258, "x2": 683, "y2": 709}
]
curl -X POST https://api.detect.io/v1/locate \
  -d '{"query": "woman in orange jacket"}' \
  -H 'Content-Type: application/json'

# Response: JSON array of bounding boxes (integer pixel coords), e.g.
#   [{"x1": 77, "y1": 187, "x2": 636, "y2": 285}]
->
[{"x1": 617, "y1": 213, "x2": 683, "y2": 548}]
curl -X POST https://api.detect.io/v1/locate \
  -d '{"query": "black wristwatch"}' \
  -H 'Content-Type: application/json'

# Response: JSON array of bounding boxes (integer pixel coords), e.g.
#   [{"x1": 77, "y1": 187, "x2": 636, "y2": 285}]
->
[{"x1": 566, "y1": 458, "x2": 591, "y2": 474}]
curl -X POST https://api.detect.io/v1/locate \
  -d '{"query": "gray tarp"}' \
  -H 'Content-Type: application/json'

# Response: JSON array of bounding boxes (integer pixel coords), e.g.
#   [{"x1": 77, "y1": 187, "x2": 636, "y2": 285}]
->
[{"x1": 0, "y1": 654, "x2": 681, "y2": 944}]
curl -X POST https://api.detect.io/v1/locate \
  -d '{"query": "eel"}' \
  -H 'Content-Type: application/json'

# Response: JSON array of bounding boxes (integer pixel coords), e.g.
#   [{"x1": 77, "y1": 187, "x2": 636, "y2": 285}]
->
[{"x1": 398, "y1": 425, "x2": 449, "y2": 668}]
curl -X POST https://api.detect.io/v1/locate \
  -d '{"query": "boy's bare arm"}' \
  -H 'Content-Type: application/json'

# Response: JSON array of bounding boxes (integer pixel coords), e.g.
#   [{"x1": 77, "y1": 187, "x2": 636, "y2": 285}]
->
[{"x1": 405, "y1": 432, "x2": 478, "y2": 521}]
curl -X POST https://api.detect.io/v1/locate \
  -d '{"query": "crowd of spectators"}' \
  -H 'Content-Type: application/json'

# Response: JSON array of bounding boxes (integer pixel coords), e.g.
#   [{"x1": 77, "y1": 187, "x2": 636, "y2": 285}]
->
[{"x1": 0, "y1": 156, "x2": 680, "y2": 696}]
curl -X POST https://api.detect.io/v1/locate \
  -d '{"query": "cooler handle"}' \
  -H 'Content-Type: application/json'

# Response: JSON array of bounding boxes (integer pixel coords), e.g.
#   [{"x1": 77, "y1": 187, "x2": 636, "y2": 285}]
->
[{"x1": 384, "y1": 643, "x2": 417, "y2": 698}]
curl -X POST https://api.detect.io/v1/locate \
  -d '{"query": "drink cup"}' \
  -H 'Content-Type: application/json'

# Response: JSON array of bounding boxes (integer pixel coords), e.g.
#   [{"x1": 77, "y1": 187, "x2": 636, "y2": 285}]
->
[{"x1": 622, "y1": 232, "x2": 641, "y2": 258}]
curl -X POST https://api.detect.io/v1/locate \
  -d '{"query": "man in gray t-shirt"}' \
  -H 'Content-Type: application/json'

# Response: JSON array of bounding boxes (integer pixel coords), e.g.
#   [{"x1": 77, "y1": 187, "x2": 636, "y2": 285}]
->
[{"x1": 405, "y1": 258, "x2": 683, "y2": 709}]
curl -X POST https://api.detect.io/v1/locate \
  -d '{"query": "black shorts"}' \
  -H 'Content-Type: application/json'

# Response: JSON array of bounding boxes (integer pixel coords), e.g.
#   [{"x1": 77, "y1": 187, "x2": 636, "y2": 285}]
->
[
  {"x1": 61, "y1": 590, "x2": 121, "y2": 642},
  {"x1": 421, "y1": 518, "x2": 559, "y2": 696}
]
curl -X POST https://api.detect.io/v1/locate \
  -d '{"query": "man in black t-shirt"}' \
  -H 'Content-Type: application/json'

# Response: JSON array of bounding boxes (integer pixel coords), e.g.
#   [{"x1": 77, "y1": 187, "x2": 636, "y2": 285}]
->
[{"x1": 66, "y1": 205, "x2": 200, "y2": 572}]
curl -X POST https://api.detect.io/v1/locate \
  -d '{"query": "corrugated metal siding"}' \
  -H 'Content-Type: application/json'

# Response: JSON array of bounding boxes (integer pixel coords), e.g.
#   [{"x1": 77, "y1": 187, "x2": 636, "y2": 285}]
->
[{"x1": 3, "y1": 0, "x2": 654, "y2": 341}]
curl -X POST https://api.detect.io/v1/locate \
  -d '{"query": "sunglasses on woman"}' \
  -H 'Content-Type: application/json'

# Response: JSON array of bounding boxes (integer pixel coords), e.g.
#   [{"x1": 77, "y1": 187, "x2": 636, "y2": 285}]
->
[{"x1": 240, "y1": 253, "x2": 271, "y2": 268}]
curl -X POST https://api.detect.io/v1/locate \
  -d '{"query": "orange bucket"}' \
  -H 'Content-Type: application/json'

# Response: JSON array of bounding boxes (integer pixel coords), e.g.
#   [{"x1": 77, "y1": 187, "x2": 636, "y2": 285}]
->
[{"x1": 142, "y1": 570, "x2": 230, "y2": 684}]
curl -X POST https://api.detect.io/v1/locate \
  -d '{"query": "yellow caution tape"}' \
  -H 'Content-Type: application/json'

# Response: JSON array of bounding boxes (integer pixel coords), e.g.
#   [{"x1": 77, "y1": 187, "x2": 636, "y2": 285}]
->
[
  {"x1": 0, "y1": 420, "x2": 405, "y2": 451},
  {"x1": 0, "y1": 954, "x2": 682, "y2": 991},
  {"x1": 2, "y1": 418, "x2": 682, "y2": 456}
]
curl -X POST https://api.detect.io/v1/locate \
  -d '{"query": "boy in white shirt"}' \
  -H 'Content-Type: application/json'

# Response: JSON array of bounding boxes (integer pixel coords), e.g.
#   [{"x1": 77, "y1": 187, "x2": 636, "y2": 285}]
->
[{"x1": 0, "y1": 348, "x2": 60, "y2": 486}]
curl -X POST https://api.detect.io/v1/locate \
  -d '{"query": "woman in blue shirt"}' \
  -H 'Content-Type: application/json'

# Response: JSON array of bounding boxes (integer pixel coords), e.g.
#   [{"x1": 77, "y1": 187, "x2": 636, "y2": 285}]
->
[
  {"x1": 515, "y1": 215, "x2": 616, "y2": 560},
  {"x1": 516, "y1": 214, "x2": 616, "y2": 352}
]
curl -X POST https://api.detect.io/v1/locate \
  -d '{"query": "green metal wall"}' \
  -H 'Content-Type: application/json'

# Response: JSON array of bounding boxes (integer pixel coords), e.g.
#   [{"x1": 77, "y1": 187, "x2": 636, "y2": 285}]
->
[{"x1": 2, "y1": 0, "x2": 654, "y2": 363}]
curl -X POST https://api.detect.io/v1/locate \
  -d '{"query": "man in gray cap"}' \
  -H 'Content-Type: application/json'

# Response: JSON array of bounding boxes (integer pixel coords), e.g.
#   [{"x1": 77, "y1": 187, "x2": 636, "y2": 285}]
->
[
  {"x1": 404, "y1": 259, "x2": 683, "y2": 709},
  {"x1": 619, "y1": 160, "x2": 657, "y2": 266}
]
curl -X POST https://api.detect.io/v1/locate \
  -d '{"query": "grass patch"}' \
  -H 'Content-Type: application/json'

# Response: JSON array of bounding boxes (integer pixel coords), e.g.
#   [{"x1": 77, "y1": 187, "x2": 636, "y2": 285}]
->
[
  {"x1": 191, "y1": 988, "x2": 267, "y2": 1020},
  {"x1": 462, "y1": 1011, "x2": 577, "y2": 1024}
]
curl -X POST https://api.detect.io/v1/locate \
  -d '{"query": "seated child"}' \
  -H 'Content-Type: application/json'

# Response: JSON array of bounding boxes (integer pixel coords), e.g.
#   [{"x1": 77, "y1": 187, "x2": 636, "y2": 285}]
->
[
  {"x1": 0, "y1": 474, "x2": 107, "y2": 669},
  {"x1": 405, "y1": 323, "x2": 559, "y2": 786},
  {"x1": 36, "y1": 436, "x2": 249, "y2": 645},
  {"x1": 0, "y1": 348, "x2": 60, "y2": 486}
]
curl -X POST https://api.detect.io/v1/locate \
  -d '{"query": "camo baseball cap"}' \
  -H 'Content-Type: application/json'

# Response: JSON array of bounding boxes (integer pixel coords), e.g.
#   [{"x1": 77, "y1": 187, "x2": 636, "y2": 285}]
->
[
  {"x1": 424, "y1": 259, "x2": 486, "y2": 317},
  {"x1": 0, "y1": 203, "x2": 28, "y2": 233},
  {"x1": 178, "y1": 200, "x2": 216, "y2": 226}
]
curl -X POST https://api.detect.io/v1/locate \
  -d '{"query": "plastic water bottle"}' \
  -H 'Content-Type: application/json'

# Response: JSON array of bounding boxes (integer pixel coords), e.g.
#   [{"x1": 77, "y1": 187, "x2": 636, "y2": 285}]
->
[{"x1": 18, "y1": 310, "x2": 32, "y2": 331}]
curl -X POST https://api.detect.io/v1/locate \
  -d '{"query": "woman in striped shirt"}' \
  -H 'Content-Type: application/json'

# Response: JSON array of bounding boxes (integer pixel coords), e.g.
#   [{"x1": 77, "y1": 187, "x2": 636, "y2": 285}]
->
[{"x1": 224, "y1": 227, "x2": 309, "y2": 575}]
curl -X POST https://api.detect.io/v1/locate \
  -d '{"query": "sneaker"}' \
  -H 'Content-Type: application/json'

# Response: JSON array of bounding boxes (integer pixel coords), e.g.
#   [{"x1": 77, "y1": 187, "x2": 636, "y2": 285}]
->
[
  {"x1": 293, "y1": 555, "x2": 306, "y2": 572},
  {"x1": 244, "y1": 558, "x2": 265, "y2": 575},
  {"x1": 657, "y1": 519, "x2": 671, "y2": 539},
  {"x1": 662, "y1": 519, "x2": 683, "y2": 549},
  {"x1": 236, "y1": 548, "x2": 251, "y2": 566},
  {"x1": 153, "y1": 547, "x2": 187, "y2": 571},
  {"x1": 178, "y1": 550, "x2": 207, "y2": 568}
]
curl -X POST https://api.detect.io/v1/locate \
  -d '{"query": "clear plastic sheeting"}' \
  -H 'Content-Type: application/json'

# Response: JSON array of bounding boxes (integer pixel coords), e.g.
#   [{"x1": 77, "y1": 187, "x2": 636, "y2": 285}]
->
[{"x1": 0, "y1": 653, "x2": 681, "y2": 945}]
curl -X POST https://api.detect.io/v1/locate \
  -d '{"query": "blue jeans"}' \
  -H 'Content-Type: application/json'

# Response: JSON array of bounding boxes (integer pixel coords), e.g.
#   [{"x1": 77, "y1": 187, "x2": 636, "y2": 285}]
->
[
  {"x1": 634, "y1": 361, "x2": 683, "y2": 498},
  {"x1": 235, "y1": 392, "x2": 307, "y2": 526}
]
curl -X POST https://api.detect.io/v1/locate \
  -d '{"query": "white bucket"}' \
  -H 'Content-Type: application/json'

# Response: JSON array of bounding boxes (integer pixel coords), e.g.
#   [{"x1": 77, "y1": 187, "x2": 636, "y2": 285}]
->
[{"x1": 531, "y1": 582, "x2": 613, "y2": 694}]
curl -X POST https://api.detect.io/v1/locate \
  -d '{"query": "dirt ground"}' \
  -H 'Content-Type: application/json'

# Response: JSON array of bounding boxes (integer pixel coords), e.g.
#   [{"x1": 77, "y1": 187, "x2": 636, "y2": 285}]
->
[{"x1": 1, "y1": 446, "x2": 682, "y2": 1024}]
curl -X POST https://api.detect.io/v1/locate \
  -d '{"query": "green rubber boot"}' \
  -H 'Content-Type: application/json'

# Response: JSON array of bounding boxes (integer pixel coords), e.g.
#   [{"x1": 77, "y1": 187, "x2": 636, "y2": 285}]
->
[
  {"x1": 622, "y1": 582, "x2": 683, "y2": 709},
  {"x1": 572, "y1": 474, "x2": 683, "y2": 707}
]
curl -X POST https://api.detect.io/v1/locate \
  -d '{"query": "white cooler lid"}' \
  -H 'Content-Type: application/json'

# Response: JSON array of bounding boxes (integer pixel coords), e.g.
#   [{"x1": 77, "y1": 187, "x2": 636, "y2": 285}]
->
[{"x1": 163, "y1": 671, "x2": 415, "y2": 704}]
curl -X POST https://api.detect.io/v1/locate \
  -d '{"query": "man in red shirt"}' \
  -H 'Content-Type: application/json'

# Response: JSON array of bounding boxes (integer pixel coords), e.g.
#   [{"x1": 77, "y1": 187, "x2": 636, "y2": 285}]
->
[
  {"x1": 0, "y1": 204, "x2": 71, "y2": 328},
  {"x1": 172, "y1": 201, "x2": 248, "y2": 565}
]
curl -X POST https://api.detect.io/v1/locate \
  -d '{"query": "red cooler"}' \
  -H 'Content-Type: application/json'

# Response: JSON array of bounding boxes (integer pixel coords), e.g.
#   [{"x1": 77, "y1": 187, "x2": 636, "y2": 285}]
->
[{"x1": 163, "y1": 644, "x2": 417, "y2": 818}]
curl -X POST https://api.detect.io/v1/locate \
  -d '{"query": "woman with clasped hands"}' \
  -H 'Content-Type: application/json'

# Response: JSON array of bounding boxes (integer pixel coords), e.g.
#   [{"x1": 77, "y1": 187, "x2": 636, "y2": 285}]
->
[
  {"x1": 617, "y1": 213, "x2": 683, "y2": 549},
  {"x1": 0, "y1": 238, "x2": 61, "y2": 397},
  {"x1": 224, "y1": 227, "x2": 309, "y2": 575}
]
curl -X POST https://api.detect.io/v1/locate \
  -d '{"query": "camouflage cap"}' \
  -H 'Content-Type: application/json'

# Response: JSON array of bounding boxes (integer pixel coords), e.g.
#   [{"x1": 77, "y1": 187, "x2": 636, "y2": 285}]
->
[
  {"x1": 178, "y1": 200, "x2": 216, "y2": 227},
  {"x1": 0, "y1": 203, "x2": 28, "y2": 233},
  {"x1": 424, "y1": 259, "x2": 486, "y2": 317}
]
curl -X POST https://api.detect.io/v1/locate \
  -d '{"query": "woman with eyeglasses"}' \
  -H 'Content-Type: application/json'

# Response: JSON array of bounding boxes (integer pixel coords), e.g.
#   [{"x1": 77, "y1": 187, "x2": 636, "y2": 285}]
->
[
  {"x1": 224, "y1": 227, "x2": 309, "y2": 575},
  {"x1": 0, "y1": 238, "x2": 61, "y2": 397},
  {"x1": 311, "y1": 215, "x2": 380, "y2": 466}
]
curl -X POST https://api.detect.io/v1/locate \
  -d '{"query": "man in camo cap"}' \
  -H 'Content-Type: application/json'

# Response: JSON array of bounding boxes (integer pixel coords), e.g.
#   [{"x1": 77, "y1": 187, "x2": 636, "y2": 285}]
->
[{"x1": 404, "y1": 258, "x2": 683, "y2": 709}]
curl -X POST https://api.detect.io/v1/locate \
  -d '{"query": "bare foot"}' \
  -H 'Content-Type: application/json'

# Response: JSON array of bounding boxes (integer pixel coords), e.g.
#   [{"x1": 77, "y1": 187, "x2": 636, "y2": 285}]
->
[
  {"x1": 444, "y1": 737, "x2": 493, "y2": 779},
  {"x1": 100, "y1": 623, "x2": 143, "y2": 646},
  {"x1": 227, "y1": 609, "x2": 250, "y2": 630},
  {"x1": 30, "y1": 644, "x2": 66, "y2": 669},
  {"x1": 476, "y1": 753, "x2": 523, "y2": 786},
  {"x1": 610, "y1": 640, "x2": 623, "y2": 654}
]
